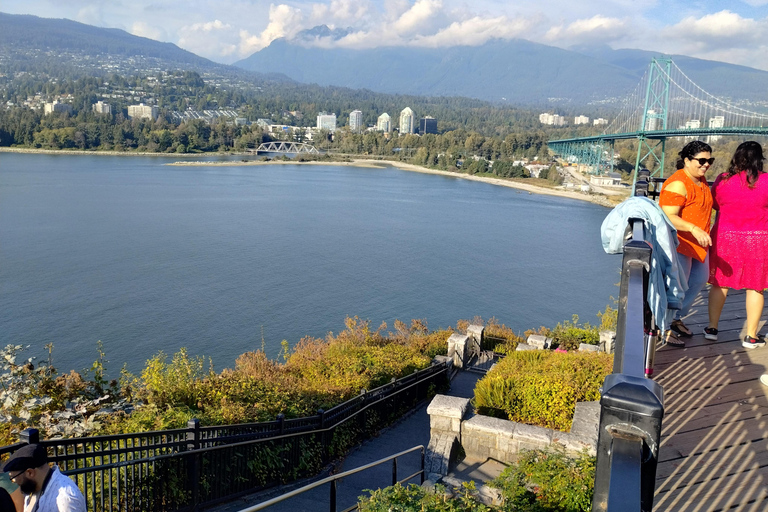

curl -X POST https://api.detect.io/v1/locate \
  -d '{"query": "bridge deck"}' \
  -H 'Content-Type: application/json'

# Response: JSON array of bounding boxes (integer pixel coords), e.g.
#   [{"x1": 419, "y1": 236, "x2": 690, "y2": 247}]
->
[{"x1": 654, "y1": 288, "x2": 768, "y2": 511}]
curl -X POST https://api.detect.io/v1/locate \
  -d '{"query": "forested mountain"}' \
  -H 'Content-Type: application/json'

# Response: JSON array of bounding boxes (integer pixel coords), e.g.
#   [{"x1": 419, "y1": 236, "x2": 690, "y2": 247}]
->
[
  {"x1": 0, "y1": 12, "x2": 289, "y2": 83},
  {"x1": 235, "y1": 28, "x2": 768, "y2": 106}
]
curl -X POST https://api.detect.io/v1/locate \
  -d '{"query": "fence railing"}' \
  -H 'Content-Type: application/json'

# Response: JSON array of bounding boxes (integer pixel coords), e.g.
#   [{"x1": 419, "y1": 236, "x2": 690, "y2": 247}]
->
[
  {"x1": 2, "y1": 362, "x2": 448, "y2": 511},
  {"x1": 238, "y1": 445, "x2": 425, "y2": 512},
  {"x1": 592, "y1": 181, "x2": 665, "y2": 511}
]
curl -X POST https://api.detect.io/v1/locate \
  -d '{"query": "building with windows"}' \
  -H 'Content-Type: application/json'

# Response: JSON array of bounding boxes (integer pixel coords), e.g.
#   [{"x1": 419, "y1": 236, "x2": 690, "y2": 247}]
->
[
  {"x1": 593, "y1": 118, "x2": 608, "y2": 126},
  {"x1": 399, "y1": 107, "x2": 415, "y2": 134},
  {"x1": 44, "y1": 101, "x2": 73, "y2": 115},
  {"x1": 316, "y1": 112, "x2": 337, "y2": 132},
  {"x1": 644, "y1": 110, "x2": 659, "y2": 131},
  {"x1": 349, "y1": 110, "x2": 363, "y2": 133},
  {"x1": 127, "y1": 103, "x2": 158, "y2": 120},
  {"x1": 419, "y1": 116, "x2": 437, "y2": 134},
  {"x1": 92, "y1": 101, "x2": 111, "y2": 114},
  {"x1": 377, "y1": 113, "x2": 391, "y2": 132},
  {"x1": 709, "y1": 116, "x2": 725, "y2": 128},
  {"x1": 574, "y1": 115, "x2": 590, "y2": 125},
  {"x1": 539, "y1": 113, "x2": 566, "y2": 126}
]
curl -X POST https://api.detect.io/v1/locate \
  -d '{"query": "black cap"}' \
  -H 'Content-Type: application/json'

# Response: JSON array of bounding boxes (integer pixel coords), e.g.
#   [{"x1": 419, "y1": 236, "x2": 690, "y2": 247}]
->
[{"x1": 2, "y1": 444, "x2": 47, "y2": 473}]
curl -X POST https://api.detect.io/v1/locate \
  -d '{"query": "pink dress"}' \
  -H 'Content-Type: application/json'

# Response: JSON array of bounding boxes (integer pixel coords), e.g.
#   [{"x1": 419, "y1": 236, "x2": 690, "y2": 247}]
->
[{"x1": 709, "y1": 172, "x2": 768, "y2": 290}]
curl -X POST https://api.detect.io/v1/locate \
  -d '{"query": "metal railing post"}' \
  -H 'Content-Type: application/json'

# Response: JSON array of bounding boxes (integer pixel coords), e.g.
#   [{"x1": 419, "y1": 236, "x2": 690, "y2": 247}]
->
[
  {"x1": 19, "y1": 428, "x2": 39, "y2": 445},
  {"x1": 593, "y1": 217, "x2": 664, "y2": 512},
  {"x1": 329, "y1": 480, "x2": 337, "y2": 512},
  {"x1": 392, "y1": 457, "x2": 398, "y2": 486},
  {"x1": 187, "y1": 419, "x2": 201, "y2": 507}
]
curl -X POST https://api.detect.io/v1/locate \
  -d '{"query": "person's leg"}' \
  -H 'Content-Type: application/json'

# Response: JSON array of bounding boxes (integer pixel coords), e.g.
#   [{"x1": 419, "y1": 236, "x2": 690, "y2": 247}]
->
[
  {"x1": 745, "y1": 289, "x2": 765, "y2": 339},
  {"x1": 679, "y1": 254, "x2": 709, "y2": 319},
  {"x1": 675, "y1": 253, "x2": 693, "y2": 321},
  {"x1": 708, "y1": 285, "x2": 728, "y2": 329}
]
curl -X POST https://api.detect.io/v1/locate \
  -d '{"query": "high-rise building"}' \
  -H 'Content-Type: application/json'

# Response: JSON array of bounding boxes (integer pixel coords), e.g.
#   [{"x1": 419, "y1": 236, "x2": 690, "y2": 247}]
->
[
  {"x1": 92, "y1": 101, "x2": 111, "y2": 114},
  {"x1": 593, "y1": 118, "x2": 608, "y2": 126},
  {"x1": 419, "y1": 116, "x2": 437, "y2": 134},
  {"x1": 316, "y1": 112, "x2": 337, "y2": 132},
  {"x1": 44, "y1": 101, "x2": 73, "y2": 115},
  {"x1": 709, "y1": 116, "x2": 725, "y2": 128},
  {"x1": 127, "y1": 103, "x2": 158, "y2": 120},
  {"x1": 539, "y1": 113, "x2": 565, "y2": 126},
  {"x1": 399, "y1": 107, "x2": 415, "y2": 134},
  {"x1": 644, "y1": 110, "x2": 659, "y2": 131},
  {"x1": 685, "y1": 119, "x2": 701, "y2": 129},
  {"x1": 349, "y1": 110, "x2": 363, "y2": 133},
  {"x1": 574, "y1": 115, "x2": 590, "y2": 125},
  {"x1": 377, "y1": 113, "x2": 391, "y2": 132}
]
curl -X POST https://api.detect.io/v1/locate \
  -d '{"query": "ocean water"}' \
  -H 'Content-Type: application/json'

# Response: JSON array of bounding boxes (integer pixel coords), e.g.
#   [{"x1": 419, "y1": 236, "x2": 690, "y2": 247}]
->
[{"x1": 0, "y1": 153, "x2": 620, "y2": 376}]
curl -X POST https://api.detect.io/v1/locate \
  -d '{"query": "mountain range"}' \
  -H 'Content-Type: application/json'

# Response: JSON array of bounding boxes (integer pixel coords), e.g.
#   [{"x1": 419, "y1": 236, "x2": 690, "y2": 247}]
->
[
  {"x1": 2, "y1": 12, "x2": 767, "y2": 107},
  {"x1": 234, "y1": 28, "x2": 768, "y2": 105}
]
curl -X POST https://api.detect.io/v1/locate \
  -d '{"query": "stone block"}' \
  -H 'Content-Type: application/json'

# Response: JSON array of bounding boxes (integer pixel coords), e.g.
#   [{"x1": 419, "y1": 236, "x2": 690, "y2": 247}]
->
[
  {"x1": 427, "y1": 395, "x2": 470, "y2": 420},
  {"x1": 513, "y1": 423, "x2": 553, "y2": 445},
  {"x1": 600, "y1": 330, "x2": 616, "y2": 354},
  {"x1": 467, "y1": 324, "x2": 484, "y2": 354},
  {"x1": 433, "y1": 355, "x2": 453, "y2": 367},
  {"x1": 430, "y1": 416, "x2": 455, "y2": 432},
  {"x1": 578, "y1": 343, "x2": 600, "y2": 352},
  {"x1": 515, "y1": 343, "x2": 536, "y2": 351},
  {"x1": 447, "y1": 333, "x2": 470, "y2": 368},
  {"x1": 570, "y1": 401, "x2": 600, "y2": 439},
  {"x1": 551, "y1": 431, "x2": 597, "y2": 456},
  {"x1": 526, "y1": 334, "x2": 551, "y2": 349}
]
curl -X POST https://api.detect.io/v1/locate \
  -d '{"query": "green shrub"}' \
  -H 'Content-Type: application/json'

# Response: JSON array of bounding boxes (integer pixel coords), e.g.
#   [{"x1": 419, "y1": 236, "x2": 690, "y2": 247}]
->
[
  {"x1": 491, "y1": 449, "x2": 595, "y2": 512},
  {"x1": 358, "y1": 482, "x2": 491, "y2": 511},
  {"x1": 550, "y1": 315, "x2": 599, "y2": 351},
  {"x1": 473, "y1": 351, "x2": 612, "y2": 431}
]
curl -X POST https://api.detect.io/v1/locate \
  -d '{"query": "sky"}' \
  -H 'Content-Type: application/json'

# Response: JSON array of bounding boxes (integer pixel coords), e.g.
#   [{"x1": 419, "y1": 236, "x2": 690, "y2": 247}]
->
[{"x1": 4, "y1": 0, "x2": 768, "y2": 70}]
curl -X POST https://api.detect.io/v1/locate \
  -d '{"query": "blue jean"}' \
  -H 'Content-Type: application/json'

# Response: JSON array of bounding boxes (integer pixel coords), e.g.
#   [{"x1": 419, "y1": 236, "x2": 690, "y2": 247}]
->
[{"x1": 676, "y1": 252, "x2": 710, "y2": 320}]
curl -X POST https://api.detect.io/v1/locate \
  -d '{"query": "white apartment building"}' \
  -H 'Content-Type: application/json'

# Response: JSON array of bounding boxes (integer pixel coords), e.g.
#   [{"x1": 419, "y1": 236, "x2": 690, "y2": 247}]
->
[
  {"x1": 399, "y1": 107, "x2": 415, "y2": 134},
  {"x1": 349, "y1": 110, "x2": 363, "y2": 133},
  {"x1": 44, "y1": 101, "x2": 73, "y2": 115},
  {"x1": 316, "y1": 112, "x2": 337, "y2": 132},
  {"x1": 92, "y1": 101, "x2": 111, "y2": 114},
  {"x1": 593, "y1": 118, "x2": 608, "y2": 126},
  {"x1": 709, "y1": 116, "x2": 725, "y2": 128},
  {"x1": 539, "y1": 113, "x2": 566, "y2": 126},
  {"x1": 574, "y1": 115, "x2": 590, "y2": 125},
  {"x1": 685, "y1": 119, "x2": 701, "y2": 129},
  {"x1": 644, "y1": 110, "x2": 659, "y2": 131},
  {"x1": 127, "y1": 103, "x2": 158, "y2": 120},
  {"x1": 377, "y1": 113, "x2": 391, "y2": 132}
]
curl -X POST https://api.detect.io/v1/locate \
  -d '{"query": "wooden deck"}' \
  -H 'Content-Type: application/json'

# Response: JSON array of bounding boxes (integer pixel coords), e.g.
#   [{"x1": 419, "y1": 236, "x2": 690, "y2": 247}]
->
[{"x1": 654, "y1": 288, "x2": 768, "y2": 511}]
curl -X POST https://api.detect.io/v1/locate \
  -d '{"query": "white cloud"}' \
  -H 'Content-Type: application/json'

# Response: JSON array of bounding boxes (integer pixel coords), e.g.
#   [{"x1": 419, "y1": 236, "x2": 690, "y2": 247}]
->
[
  {"x1": 660, "y1": 11, "x2": 766, "y2": 53},
  {"x1": 238, "y1": 4, "x2": 305, "y2": 55},
  {"x1": 131, "y1": 21, "x2": 166, "y2": 41},
  {"x1": 545, "y1": 15, "x2": 628, "y2": 44},
  {"x1": 178, "y1": 19, "x2": 239, "y2": 59},
  {"x1": 412, "y1": 16, "x2": 533, "y2": 47},
  {"x1": 328, "y1": 0, "x2": 372, "y2": 21},
  {"x1": 391, "y1": 0, "x2": 443, "y2": 36}
]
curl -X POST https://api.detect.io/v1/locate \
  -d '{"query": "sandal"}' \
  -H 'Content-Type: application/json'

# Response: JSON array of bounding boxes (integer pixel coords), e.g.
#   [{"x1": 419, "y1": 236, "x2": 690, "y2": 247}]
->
[
  {"x1": 670, "y1": 319, "x2": 693, "y2": 337},
  {"x1": 665, "y1": 330, "x2": 686, "y2": 348}
]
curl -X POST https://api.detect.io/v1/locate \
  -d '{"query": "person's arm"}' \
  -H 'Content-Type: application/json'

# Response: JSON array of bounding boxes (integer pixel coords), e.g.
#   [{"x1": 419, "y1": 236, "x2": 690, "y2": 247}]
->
[{"x1": 659, "y1": 180, "x2": 712, "y2": 247}]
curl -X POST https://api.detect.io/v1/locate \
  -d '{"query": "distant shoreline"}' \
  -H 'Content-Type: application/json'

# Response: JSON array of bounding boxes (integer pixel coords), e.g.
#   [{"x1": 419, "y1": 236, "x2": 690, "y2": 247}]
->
[{"x1": 1, "y1": 147, "x2": 623, "y2": 207}]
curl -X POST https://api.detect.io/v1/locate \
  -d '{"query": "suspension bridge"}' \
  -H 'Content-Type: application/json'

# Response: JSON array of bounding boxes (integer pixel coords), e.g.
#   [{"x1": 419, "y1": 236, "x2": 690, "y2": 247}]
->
[{"x1": 548, "y1": 58, "x2": 768, "y2": 186}]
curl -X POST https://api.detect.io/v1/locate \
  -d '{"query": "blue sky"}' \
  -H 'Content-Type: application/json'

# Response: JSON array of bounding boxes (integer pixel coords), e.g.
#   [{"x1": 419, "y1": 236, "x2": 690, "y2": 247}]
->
[{"x1": 3, "y1": 0, "x2": 768, "y2": 69}]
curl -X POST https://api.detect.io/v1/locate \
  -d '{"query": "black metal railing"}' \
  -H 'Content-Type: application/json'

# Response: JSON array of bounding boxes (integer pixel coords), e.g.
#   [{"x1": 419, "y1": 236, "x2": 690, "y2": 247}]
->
[
  {"x1": 238, "y1": 445, "x2": 425, "y2": 512},
  {"x1": 592, "y1": 214, "x2": 664, "y2": 512},
  {"x1": 2, "y1": 363, "x2": 448, "y2": 512}
]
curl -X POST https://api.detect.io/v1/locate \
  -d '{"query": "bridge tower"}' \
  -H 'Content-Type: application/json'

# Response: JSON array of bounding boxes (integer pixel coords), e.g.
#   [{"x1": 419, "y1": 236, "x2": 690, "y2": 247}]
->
[{"x1": 633, "y1": 57, "x2": 672, "y2": 185}]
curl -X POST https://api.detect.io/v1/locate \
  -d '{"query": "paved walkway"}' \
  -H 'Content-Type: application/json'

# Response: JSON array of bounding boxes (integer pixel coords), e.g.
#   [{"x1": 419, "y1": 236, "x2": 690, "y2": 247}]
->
[{"x1": 206, "y1": 371, "x2": 493, "y2": 512}]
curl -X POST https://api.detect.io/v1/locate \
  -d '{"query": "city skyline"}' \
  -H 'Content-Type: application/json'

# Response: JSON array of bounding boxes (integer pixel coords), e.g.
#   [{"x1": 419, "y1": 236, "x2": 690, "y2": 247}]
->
[{"x1": 2, "y1": 0, "x2": 768, "y2": 71}]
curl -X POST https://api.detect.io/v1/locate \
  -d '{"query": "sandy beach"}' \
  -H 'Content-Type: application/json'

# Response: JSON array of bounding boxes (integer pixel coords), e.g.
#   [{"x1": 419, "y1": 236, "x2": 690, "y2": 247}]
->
[{"x1": 1, "y1": 147, "x2": 625, "y2": 207}]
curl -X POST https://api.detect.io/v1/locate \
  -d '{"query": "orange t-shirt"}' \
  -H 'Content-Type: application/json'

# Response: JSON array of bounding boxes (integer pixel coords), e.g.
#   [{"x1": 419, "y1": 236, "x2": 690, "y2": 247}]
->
[{"x1": 658, "y1": 169, "x2": 713, "y2": 262}]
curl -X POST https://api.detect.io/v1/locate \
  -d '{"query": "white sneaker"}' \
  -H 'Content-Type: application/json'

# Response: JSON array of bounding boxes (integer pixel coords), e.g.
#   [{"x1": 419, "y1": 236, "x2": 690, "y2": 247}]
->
[{"x1": 760, "y1": 374, "x2": 768, "y2": 387}]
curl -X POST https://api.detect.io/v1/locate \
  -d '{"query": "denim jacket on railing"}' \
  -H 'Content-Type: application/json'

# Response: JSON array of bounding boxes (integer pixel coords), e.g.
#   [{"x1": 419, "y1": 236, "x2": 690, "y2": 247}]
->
[{"x1": 600, "y1": 196, "x2": 686, "y2": 333}]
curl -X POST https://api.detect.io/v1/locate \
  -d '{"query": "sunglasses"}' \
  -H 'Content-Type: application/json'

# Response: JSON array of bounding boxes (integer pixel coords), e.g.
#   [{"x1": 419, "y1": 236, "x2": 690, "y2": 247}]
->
[{"x1": 689, "y1": 157, "x2": 715, "y2": 166}]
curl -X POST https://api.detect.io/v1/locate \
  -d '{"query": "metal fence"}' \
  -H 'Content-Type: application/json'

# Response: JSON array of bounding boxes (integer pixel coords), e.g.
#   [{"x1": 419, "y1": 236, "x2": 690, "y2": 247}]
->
[
  {"x1": 592, "y1": 206, "x2": 665, "y2": 509},
  {"x1": 2, "y1": 362, "x2": 449, "y2": 511}
]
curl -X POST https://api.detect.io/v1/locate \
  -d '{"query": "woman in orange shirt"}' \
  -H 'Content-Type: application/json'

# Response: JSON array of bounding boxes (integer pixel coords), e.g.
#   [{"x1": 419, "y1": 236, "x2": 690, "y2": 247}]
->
[{"x1": 658, "y1": 140, "x2": 714, "y2": 347}]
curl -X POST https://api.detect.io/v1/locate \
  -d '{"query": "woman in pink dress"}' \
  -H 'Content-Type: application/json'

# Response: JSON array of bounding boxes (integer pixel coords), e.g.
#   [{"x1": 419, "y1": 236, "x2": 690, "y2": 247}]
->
[{"x1": 706, "y1": 141, "x2": 768, "y2": 349}]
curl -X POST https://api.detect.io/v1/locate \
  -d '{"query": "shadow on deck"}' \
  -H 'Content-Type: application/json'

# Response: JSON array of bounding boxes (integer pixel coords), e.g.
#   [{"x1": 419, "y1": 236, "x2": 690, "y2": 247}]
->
[{"x1": 654, "y1": 288, "x2": 768, "y2": 511}]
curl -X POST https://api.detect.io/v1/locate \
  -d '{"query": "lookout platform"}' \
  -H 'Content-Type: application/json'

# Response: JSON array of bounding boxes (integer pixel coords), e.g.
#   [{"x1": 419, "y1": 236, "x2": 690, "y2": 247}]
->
[{"x1": 654, "y1": 287, "x2": 768, "y2": 511}]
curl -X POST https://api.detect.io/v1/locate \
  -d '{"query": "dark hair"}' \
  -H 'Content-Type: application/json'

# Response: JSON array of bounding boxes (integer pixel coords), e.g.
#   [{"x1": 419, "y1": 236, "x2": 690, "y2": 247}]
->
[
  {"x1": 725, "y1": 141, "x2": 764, "y2": 187},
  {"x1": 676, "y1": 140, "x2": 712, "y2": 169}
]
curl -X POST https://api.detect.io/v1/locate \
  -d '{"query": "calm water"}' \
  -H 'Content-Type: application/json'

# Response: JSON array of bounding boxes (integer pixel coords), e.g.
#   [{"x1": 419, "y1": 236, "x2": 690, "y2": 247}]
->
[{"x1": 0, "y1": 153, "x2": 619, "y2": 376}]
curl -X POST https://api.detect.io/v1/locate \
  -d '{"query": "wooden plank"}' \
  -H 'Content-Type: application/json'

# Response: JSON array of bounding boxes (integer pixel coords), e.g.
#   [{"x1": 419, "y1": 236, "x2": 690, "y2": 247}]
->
[
  {"x1": 659, "y1": 415, "x2": 768, "y2": 461},
  {"x1": 655, "y1": 467, "x2": 768, "y2": 512},
  {"x1": 661, "y1": 396, "x2": 768, "y2": 437}
]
